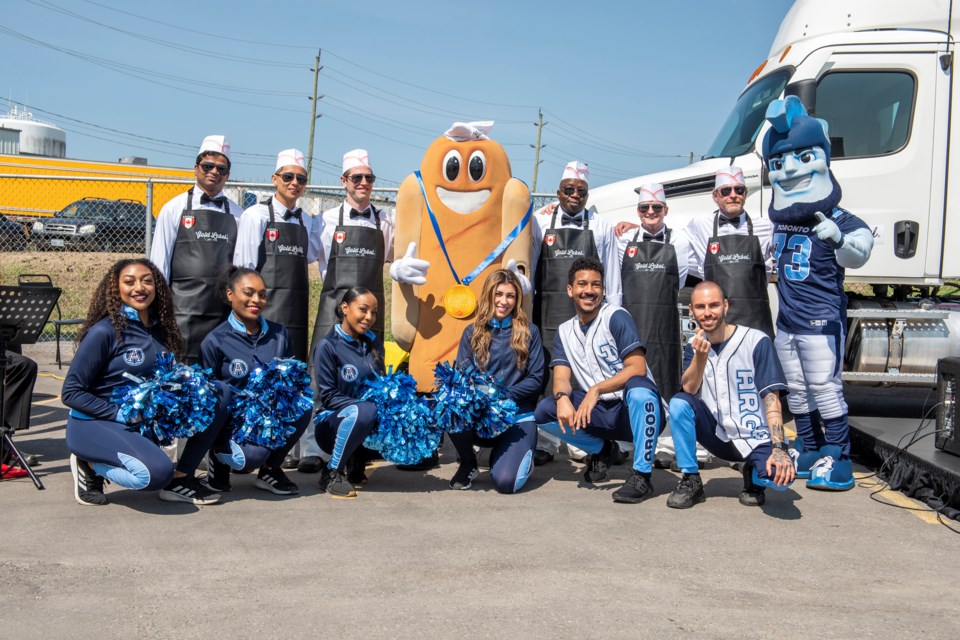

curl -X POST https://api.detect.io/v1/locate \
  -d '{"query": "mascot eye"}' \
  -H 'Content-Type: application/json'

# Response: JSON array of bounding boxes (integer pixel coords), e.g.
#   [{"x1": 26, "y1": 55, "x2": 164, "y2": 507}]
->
[
  {"x1": 443, "y1": 150, "x2": 462, "y2": 181},
  {"x1": 770, "y1": 159, "x2": 783, "y2": 171},
  {"x1": 468, "y1": 151, "x2": 486, "y2": 182},
  {"x1": 799, "y1": 152, "x2": 813, "y2": 163}
]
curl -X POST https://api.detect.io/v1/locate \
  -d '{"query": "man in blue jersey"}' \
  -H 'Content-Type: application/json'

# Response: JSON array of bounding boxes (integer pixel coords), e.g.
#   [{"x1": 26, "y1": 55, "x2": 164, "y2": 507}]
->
[
  {"x1": 666, "y1": 281, "x2": 794, "y2": 509},
  {"x1": 534, "y1": 257, "x2": 662, "y2": 504},
  {"x1": 762, "y1": 96, "x2": 875, "y2": 491}
]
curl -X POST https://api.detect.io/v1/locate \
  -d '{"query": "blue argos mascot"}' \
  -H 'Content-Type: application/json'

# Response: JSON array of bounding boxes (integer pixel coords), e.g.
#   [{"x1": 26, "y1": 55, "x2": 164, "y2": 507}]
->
[{"x1": 762, "y1": 95, "x2": 875, "y2": 491}]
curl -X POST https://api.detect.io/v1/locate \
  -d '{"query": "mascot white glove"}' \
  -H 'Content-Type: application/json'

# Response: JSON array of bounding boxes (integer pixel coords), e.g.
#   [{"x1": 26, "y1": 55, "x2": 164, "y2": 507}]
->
[
  {"x1": 814, "y1": 212, "x2": 843, "y2": 245},
  {"x1": 506, "y1": 259, "x2": 532, "y2": 295},
  {"x1": 390, "y1": 242, "x2": 431, "y2": 285}
]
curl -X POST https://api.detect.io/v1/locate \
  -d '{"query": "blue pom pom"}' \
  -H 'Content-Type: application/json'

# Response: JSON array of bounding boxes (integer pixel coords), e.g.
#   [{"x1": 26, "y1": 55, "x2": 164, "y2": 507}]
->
[
  {"x1": 359, "y1": 371, "x2": 440, "y2": 465},
  {"x1": 229, "y1": 357, "x2": 314, "y2": 449},
  {"x1": 431, "y1": 362, "x2": 517, "y2": 439},
  {"x1": 111, "y1": 352, "x2": 218, "y2": 446}
]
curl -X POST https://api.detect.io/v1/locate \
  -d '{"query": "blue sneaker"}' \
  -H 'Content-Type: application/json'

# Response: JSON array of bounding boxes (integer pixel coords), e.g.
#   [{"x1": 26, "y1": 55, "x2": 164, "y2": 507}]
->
[
  {"x1": 806, "y1": 445, "x2": 855, "y2": 491},
  {"x1": 750, "y1": 466, "x2": 793, "y2": 492},
  {"x1": 789, "y1": 437, "x2": 820, "y2": 480}
]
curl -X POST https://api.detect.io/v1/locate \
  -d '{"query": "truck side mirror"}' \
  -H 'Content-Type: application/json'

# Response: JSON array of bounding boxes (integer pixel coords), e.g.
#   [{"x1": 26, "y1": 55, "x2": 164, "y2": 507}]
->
[{"x1": 784, "y1": 80, "x2": 817, "y2": 115}]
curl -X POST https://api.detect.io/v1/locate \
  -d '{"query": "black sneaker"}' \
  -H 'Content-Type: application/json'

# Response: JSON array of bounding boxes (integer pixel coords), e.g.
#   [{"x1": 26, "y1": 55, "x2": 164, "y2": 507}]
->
[
  {"x1": 200, "y1": 452, "x2": 232, "y2": 493},
  {"x1": 533, "y1": 449, "x2": 554, "y2": 466},
  {"x1": 612, "y1": 471, "x2": 654, "y2": 504},
  {"x1": 346, "y1": 455, "x2": 367, "y2": 488},
  {"x1": 318, "y1": 465, "x2": 333, "y2": 492},
  {"x1": 583, "y1": 441, "x2": 613, "y2": 483},
  {"x1": 666, "y1": 473, "x2": 706, "y2": 509},
  {"x1": 255, "y1": 467, "x2": 299, "y2": 495},
  {"x1": 396, "y1": 449, "x2": 440, "y2": 471},
  {"x1": 326, "y1": 470, "x2": 357, "y2": 499},
  {"x1": 449, "y1": 462, "x2": 479, "y2": 490},
  {"x1": 159, "y1": 475, "x2": 221, "y2": 505},
  {"x1": 297, "y1": 455, "x2": 325, "y2": 474},
  {"x1": 739, "y1": 463, "x2": 766, "y2": 507},
  {"x1": 70, "y1": 454, "x2": 108, "y2": 506}
]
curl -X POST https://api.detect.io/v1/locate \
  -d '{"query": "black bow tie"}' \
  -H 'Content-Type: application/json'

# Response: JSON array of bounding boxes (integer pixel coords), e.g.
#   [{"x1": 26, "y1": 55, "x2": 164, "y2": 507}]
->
[
  {"x1": 283, "y1": 208, "x2": 303, "y2": 222},
  {"x1": 718, "y1": 215, "x2": 741, "y2": 229},
  {"x1": 642, "y1": 232, "x2": 663, "y2": 242},
  {"x1": 349, "y1": 207, "x2": 371, "y2": 220},
  {"x1": 561, "y1": 212, "x2": 584, "y2": 227},
  {"x1": 200, "y1": 193, "x2": 227, "y2": 208}
]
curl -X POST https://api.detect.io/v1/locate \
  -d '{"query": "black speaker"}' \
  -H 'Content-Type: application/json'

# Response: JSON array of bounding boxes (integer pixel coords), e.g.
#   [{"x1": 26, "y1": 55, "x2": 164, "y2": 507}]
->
[{"x1": 935, "y1": 357, "x2": 960, "y2": 456}]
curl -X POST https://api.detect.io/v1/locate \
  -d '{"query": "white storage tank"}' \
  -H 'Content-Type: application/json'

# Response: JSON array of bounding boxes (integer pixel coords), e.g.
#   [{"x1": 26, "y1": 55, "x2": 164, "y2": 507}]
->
[{"x1": 0, "y1": 105, "x2": 66, "y2": 158}]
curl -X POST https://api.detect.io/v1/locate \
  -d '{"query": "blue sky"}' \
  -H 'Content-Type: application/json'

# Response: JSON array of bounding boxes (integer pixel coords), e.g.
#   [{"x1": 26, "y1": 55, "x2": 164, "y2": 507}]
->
[{"x1": 2, "y1": 0, "x2": 792, "y2": 188}]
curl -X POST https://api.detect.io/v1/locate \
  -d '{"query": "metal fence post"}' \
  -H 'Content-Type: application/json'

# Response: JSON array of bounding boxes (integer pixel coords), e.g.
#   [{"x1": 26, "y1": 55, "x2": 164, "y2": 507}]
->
[{"x1": 145, "y1": 179, "x2": 153, "y2": 258}]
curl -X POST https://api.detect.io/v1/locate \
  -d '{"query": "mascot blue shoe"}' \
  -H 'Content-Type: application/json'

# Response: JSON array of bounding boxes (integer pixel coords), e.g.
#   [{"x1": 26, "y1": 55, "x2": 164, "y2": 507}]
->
[
  {"x1": 806, "y1": 445, "x2": 855, "y2": 491},
  {"x1": 789, "y1": 437, "x2": 821, "y2": 480}
]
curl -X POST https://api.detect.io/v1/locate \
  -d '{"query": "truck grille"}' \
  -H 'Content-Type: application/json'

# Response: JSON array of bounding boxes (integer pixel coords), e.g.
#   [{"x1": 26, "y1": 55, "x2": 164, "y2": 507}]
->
[{"x1": 45, "y1": 223, "x2": 77, "y2": 234}]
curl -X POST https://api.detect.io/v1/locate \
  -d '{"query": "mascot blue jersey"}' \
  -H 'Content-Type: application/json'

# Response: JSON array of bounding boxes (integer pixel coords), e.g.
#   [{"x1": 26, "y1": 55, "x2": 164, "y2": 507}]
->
[{"x1": 773, "y1": 207, "x2": 870, "y2": 336}]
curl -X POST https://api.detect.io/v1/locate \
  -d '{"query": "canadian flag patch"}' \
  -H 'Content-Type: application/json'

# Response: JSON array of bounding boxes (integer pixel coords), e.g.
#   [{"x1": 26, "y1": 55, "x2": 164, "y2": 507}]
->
[
  {"x1": 544, "y1": 233, "x2": 556, "y2": 247},
  {"x1": 626, "y1": 246, "x2": 638, "y2": 258},
  {"x1": 335, "y1": 231, "x2": 347, "y2": 244},
  {"x1": 266, "y1": 227, "x2": 279, "y2": 242},
  {"x1": 182, "y1": 215, "x2": 195, "y2": 229},
  {"x1": 709, "y1": 241, "x2": 720, "y2": 255}
]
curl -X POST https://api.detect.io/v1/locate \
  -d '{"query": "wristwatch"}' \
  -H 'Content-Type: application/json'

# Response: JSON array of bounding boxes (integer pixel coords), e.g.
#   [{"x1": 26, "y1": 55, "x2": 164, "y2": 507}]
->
[{"x1": 554, "y1": 391, "x2": 570, "y2": 401}]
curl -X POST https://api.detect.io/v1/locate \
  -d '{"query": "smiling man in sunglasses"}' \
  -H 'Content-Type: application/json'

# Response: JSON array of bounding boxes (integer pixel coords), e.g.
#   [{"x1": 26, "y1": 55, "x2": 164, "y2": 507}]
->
[
  {"x1": 151, "y1": 135, "x2": 243, "y2": 362},
  {"x1": 613, "y1": 183, "x2": 691, "y2": 402},
  {"x1": 685, "y1": 167, "x2": 775, "y2": 338},
  {"x1": 233, "y1": 149, "x2": 321, "y2": 361}
]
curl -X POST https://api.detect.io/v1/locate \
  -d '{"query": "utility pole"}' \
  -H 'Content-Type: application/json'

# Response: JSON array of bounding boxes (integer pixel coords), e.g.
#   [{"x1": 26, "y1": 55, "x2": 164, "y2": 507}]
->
[
  {"x1": 532, "y1": 108, "x2": 547, "y2": 191},
  {"x1": 688, "y1": 151, "x2": 695, "y2": 165},
  {"x1": 307, "y1": 49, "x2": 323, "y2": 182}
]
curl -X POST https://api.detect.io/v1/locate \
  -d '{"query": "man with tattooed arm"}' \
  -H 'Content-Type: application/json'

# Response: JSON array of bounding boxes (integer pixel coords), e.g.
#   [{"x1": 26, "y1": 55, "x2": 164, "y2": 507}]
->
[{"x1": 664, "y1": 281, "x2": 795, "y2": 509}]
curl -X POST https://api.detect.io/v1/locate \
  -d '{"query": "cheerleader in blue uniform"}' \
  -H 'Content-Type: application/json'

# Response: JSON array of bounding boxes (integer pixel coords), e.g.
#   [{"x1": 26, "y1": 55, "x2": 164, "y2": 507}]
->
[
  {"x1": 313, "y1": 287, "x2": 385, "y2": 499},
  {"x1": 199, "y1": 267, "x2": 309, "y2": 496},
  {"x1": 448, "y1": 269, "x2": 544, "y2": 493},
  {"x1": 63, "y1": 259, "x2": 226, "y2": 506}
]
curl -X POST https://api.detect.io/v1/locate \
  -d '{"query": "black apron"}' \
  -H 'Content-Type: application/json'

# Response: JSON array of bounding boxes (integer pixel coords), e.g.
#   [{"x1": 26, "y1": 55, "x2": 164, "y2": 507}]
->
[
  {"x1": 621, "y1": 227, "x2": 682, "y2": 401},
  {"x1": 170, "y1": 188, "x2": 238, "y2": 361},
  {"x1": 703, "y1": 212, "x2": 774, "y2": 338},
  {"x1": 257, "y1": 200, "x2": 310, "y2": 361},
  {"x1": 311, "y1": 204, "x2": 386, "y2": 351},
  {"x1": 533, "y1": 209, "x2": 598, "y2": 350}
]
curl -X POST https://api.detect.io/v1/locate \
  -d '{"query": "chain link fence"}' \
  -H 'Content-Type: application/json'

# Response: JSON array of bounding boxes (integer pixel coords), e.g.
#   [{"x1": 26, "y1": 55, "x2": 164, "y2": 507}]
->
[{"x1": 0, "y1": 172, "x2": 557, "y2": 364}]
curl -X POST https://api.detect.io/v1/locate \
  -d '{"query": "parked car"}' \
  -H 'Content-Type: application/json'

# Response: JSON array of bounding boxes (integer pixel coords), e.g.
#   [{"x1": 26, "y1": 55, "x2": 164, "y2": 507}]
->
[
  {"x1": 31, "y1": 198, "x2": 151, "y2": 252},
  {"x1": 0, "y1": 213, "x2": 28, "y2": 251}
]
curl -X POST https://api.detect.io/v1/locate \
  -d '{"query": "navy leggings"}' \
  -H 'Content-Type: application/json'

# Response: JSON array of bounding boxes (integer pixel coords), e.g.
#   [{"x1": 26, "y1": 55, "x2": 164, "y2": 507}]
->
[
  {"x1": 66, "y1": 416, "x2": 174, "y2": 491},
  {"x1": 208, "y1": 383, "x2": 310, "y2": 471},
  {"x1": 315, "y1": 401, "x2": 379, "y2": 472},
  {"x1": 449, "y1": 417, "x2": 536, "y2": 494}
]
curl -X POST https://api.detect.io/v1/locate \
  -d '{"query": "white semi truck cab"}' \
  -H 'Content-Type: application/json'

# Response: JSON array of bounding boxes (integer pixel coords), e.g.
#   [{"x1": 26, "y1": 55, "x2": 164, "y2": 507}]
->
[{"x1": 589, "y1": 0, "x2": 960, "y2": 386}]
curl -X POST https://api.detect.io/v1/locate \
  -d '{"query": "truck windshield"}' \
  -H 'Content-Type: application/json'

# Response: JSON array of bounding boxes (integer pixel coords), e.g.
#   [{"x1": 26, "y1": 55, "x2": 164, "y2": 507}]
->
[{"x1": 703, "y1": 69, "x2": 792, "y2": 160}]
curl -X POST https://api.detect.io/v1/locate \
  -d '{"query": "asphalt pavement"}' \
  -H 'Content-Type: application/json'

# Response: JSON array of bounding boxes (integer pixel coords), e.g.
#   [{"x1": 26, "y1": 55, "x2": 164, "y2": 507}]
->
[{"x1": 4, "y1": 347, "x2": 959, "y2": 639}]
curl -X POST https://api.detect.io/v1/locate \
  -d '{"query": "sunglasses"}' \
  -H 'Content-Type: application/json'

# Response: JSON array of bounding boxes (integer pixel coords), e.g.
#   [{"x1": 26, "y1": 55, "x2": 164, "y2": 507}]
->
[
  {"x1": 638, "y1": 203, "x2": 665, "y2": 213},
  {"x1": 276, "y1": 172, "x2": 308, "y2": 185},
  {"x1": 199, "y1": 161, "x2": 230, "y2": 175},
  {"x1": 346, "y1": 173, "x2": 376, "y2": 185},
  {"x1": 717, "y1": 186, "x2": 746, "y2": 197},
  {"x1": 561, "y1": 186, "x2": 588, "y2": 197}
]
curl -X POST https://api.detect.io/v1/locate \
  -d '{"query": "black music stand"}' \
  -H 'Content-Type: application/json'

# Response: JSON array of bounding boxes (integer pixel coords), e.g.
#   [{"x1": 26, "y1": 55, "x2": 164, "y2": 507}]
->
[{"x1": 0, "y1": 285, "x2": 61, "y2": 490}]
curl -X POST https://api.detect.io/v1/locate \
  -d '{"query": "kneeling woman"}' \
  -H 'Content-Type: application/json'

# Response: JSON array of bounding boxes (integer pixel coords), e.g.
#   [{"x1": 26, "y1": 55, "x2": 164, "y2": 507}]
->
[
  {"x1": 199, "y1": 267, "x2": 309, "y2": 496},
  {"x1": 449, "y1": 269, "x2": 543, "y2": 493},
  {"x1": 63, "y1": 259, "x2": 225, "y2": 506},
  {"x1": 313, "y1": 287, "x2": 384, "y2": 499}
]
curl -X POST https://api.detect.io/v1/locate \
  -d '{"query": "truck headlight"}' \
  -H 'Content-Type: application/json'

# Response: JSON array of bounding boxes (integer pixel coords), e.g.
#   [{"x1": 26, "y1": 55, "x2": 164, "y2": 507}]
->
[
  {"x1": 32, "y1": 221, "x2": 44, "y2": 232},
  {"x1": 78, "y1": 224, "x2": 96, "y2": 235}
]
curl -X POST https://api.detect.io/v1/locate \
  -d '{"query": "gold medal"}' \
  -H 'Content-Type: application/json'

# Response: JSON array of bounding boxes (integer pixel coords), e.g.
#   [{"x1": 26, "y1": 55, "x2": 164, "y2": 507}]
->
[{"x1": 442, "y1": 284, "x2": 477, "y2": 319}]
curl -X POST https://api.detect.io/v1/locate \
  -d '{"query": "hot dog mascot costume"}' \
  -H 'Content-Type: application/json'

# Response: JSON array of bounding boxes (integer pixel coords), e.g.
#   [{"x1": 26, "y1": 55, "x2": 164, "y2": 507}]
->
[{"x1": 392, "y1": 121, "x2": 533, "y2": 390}]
